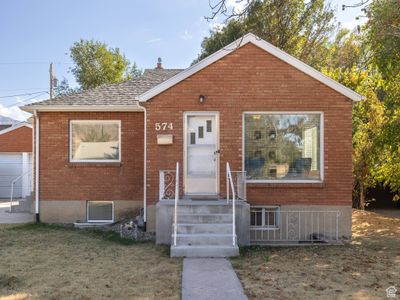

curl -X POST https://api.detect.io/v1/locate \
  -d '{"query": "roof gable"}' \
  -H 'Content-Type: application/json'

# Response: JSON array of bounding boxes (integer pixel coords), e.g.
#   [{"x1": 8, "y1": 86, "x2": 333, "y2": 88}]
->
[
  {"x1": 137, "y1": 33, "x2": 363, "y2": 102},
  {"x1": 0, "y1": 122, "x2": 32, "y2": 136}
]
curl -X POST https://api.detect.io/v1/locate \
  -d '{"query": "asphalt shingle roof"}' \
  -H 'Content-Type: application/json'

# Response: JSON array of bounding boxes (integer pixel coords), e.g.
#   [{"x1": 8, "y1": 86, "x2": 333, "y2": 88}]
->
[{"x1": 26, "y1": 68, "x2": 183, "y2": 107}]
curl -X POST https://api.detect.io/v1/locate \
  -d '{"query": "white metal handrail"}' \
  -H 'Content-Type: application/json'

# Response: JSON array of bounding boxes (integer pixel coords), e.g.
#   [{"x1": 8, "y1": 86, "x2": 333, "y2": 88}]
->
[
  {"x1": 226, "y1": 170, "x2": 246, "y2": 201},
  {"x1": 226, "y1": 162, "x2": 236, "y2": 246},
  {"x1": 173, "y1": 162, "x2": 179, "y2": 246},
  {"x1": 10, "y1": 169, "x2": 32, "y2": 213}
]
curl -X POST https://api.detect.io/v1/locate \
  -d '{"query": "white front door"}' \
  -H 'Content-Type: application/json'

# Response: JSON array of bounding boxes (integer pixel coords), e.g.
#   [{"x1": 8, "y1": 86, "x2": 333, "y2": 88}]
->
[{"x1": 184, "y1": 113, "x2": 219, "y2": 195}]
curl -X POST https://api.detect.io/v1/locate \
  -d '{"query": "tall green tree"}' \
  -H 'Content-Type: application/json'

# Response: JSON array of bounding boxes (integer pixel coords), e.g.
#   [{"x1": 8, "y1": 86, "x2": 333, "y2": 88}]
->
[
  {"x1": 365, "y1": 0, "x2": 400, "y2": 78},
  {"x1": 361, "y1": 0, "x2": 400, "y2": 202},
  {"x1": 70, "y1": 39, "x2": 141, "y2": 90},
  {"x1": 195, "y1": 0, "x2": 336, "y2": 68},
  {"x1": 322, "y1": 66, "x2": 385, "y2": 208}
]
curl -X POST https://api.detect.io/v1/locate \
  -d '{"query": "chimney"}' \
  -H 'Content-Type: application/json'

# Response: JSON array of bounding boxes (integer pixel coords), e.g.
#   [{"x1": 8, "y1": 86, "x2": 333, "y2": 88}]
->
[{"x1": 156, "y1": 57, "x2": 163, "y2": 69}]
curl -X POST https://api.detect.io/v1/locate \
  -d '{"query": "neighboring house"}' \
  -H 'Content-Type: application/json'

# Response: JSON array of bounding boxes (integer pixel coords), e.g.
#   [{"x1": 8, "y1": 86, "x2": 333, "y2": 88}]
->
[
  {"x1": 0, "y1": 122, "x2": 33, "y2": 199},
  {"x1": 21, "y1": 34, "x2": 362, "y2": 257},
  {"x1": 0, "y1": 115, "x2": 19, "y2": 131}
]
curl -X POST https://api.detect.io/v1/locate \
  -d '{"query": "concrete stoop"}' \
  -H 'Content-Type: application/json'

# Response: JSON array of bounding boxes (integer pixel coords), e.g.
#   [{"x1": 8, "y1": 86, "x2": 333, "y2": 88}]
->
[
  {"x1": 10, "y1": 195, "x2": 34, "y2": 213},
  {"x1": 170, "y1": 201, "x2": 239, "y2": 258}
]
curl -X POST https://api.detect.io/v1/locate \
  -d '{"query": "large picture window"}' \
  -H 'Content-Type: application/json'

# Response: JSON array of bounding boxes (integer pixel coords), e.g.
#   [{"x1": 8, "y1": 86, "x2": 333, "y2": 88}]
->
[
  {"x1": 244, "y1": 113, "x2": 322, "y2": 182},
  {"x1": 70, "y1": 120, "x2": 121, "y2": 162}
]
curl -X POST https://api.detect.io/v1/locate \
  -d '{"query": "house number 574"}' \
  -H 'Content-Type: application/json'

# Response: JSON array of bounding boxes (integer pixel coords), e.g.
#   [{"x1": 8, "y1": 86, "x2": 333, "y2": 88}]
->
[{"x1": 155, "y1": 122, "x2": 173, "y2": 131}]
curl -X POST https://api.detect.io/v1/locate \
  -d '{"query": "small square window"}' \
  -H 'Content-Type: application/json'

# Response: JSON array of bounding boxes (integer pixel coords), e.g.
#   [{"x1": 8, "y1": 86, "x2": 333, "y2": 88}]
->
[
  {"x1": 206, "y1": 120, "x2": 212, "y2": 132},
  {"x1": 70, "y1": 120, "x2": 120, "y2": 162},
  {"x1": 198, "y1": 126, "x2": 204, "y2": 138},
  {"x1": 190, "y1": 132, "x2": 196, "y2": 144},
  {"x1": 87, "y1": 201, "x2": 113, "y2": 222},
  {"x1": 250, "y1": 207, "x2": 279, "y2": 229},
  {"x1": 250, "y1": 208, "x2": 263, "y2": 226}
]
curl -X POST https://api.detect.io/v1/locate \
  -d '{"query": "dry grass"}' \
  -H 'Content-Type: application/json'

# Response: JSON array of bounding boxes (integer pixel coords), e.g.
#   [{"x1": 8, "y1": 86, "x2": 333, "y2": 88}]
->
[
  {"x1": 232, "y1": 209, "x2": 400, "y2": 300},
  {"x1": 0, "y1": 224, "x2": 181, "y2": 300}
]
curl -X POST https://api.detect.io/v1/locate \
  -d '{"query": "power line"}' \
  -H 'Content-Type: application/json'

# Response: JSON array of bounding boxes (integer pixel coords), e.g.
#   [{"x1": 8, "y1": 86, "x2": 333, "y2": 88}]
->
[
  {"x1": 0, "y1": 91, "x2": 48, "y2": 99},
  {"x1": 1, "y1": 93, "x2": 48, "y2": 109},
  {"x1": 0, "y1": 61, "x2": 73, "y2": 65},
  {"x1": 0, "y1": 88, "x2": 48, "y2": 91}
]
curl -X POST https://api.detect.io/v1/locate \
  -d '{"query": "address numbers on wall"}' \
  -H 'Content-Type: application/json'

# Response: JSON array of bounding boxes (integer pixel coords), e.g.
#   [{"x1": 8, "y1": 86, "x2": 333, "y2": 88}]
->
[{"x1": 155, "y1": 122, "x2": 173, "y2": 131}]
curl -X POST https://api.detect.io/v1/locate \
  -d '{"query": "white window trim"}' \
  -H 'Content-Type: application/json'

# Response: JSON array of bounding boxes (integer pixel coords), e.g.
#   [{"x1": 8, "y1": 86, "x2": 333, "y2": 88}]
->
[
  {"x1": 69, "y1": 120, "x2": 122, "y2": 163},
  {"x1": 242, "y1": 111, "x2": 324, "y2": 184},
  {"x1": 250, "y1": 206, "x2": 280, "y2": 230},
  {"x1": 87, "y1": 201, "x2": 114, "y2": 223}
]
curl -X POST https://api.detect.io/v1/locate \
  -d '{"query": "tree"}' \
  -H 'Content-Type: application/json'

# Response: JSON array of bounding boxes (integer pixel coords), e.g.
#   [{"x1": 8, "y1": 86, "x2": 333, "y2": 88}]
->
[
  {"x1": 361, "y1": 0, "x2": 400, "y2": 202},
  {"x1": 365, "y1": 0, "x2": 400, "y2": 78},
  {"x1": 196, "y1": 0, "x2": 336, "y2": 68},
  {"x1": 54, "y1": 77, "x2": 79, "y2": 97},
  {"x1": 70, "y1": 39, "x2": 141, "y2": 90},
  {"x1": 325, "y1": 29, "x2": 364, "y2": 70}
]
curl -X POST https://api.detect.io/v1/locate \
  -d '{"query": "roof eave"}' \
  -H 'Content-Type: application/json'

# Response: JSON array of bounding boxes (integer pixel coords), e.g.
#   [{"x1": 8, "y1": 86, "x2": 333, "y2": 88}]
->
[{"x1": 21, "y1": 104, "x2": 143, "y2": 113}]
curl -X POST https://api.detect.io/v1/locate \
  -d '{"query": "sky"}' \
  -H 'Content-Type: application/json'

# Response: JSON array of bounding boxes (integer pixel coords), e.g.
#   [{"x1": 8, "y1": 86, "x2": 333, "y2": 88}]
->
[{"x1": 0, "y1": 0, "x2": 366, "y2": 121}]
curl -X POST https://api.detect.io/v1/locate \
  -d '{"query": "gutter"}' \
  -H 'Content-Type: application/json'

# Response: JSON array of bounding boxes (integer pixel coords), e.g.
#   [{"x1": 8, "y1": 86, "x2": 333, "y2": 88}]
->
[
  {"x1": 137, "y1": 102, "x2": 147, "y2": 231},
  {"x1": 21, "y1": 105, "x2": 143, "y2": 113},
  {"x1": 34, "y1": 110, "x2": 40, "y2": 222}
]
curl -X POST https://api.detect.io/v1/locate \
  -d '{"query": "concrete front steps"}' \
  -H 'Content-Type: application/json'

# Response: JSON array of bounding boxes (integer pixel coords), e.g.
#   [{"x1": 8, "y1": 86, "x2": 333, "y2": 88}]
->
[{"x1": 170, "y1": 201, "x2": 239, "y2": 258}]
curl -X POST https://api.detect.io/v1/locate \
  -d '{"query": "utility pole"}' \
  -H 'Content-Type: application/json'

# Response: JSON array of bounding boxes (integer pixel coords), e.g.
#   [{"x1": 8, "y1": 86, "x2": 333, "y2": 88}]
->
[{"x1": 49, "y1": 62, "x2": 53, "y2": 99}]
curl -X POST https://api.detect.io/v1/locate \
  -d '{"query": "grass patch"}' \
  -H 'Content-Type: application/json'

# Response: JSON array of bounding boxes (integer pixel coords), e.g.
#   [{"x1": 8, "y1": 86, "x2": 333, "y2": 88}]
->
[
  {"x1": 8, "y1": 222, "x2": 142, "y2": 245},
  {"x1": 0, "y1": 222, "x2": 181, "y2": 299},
  {"x1": 232, "y1": 210, "x2": 400, "y2": 300}
]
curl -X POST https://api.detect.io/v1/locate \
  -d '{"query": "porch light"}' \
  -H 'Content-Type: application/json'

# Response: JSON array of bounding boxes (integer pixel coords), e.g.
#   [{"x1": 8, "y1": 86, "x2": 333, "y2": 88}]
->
[{"x1": 199, "y1": 95, "x2": 206, "y2": 104}]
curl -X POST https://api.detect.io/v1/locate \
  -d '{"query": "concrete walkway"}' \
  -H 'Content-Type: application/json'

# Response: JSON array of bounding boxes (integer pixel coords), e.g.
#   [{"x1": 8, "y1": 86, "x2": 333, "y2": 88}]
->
[
  {"x1": 182, "y1": 258, "x2": 248, "y2": 300},
  {"x1": 0, "y1": 201, "x2": 33, "y2": 224}
]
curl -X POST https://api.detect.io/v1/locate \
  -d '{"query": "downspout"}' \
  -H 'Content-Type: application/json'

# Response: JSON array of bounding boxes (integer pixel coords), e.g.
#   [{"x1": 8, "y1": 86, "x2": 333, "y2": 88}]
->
[
  {"x1": 34, "y1": 110, "x2": 40, "y2": 222},
  {"x1": 137, "y1": 102, "x2": 147, "y2": 231}
]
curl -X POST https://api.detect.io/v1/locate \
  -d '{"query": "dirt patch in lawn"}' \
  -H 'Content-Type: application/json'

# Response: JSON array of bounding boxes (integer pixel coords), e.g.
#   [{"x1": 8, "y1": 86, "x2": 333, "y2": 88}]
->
[
  {"x1": 0, "y1": 224, "x2": 181, "y2": 300},
  {"x1": 232, "y1": 209, "x2": 400, "y2": 300}
]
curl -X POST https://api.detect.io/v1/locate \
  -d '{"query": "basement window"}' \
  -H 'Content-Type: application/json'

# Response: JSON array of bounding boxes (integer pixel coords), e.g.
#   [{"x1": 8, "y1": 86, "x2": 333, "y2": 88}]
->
[
  {"x1": 250, "y1": 206, "x2": 279, "y2": 229},
  {"x1": 87, "y1": 201, "x2": 114, "y2": 223},
  {"x1": 70, "y1": 120, "x2": 121, "y2": 163}
]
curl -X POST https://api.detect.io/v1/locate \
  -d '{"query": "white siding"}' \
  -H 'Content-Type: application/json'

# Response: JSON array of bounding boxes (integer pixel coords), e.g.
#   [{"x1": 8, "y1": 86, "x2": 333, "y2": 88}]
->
[{"x1": 0, "y1": 153, "x2": 33, "y2": 199}]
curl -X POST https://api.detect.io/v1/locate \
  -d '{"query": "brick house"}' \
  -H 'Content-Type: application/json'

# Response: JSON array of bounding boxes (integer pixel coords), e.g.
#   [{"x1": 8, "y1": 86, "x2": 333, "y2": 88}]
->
[{"x1": 22, "y1": 34, "x2": 362, "y2": 257}]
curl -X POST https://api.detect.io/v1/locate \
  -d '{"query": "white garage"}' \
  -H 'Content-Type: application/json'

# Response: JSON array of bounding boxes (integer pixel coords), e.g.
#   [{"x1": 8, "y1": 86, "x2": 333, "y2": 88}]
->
[
  {"x1": 0, "y1": 122, "x2": 33, "y2": 200},
  {"x1": 0, "y1": 153, "x2": 33, "y2": 199}
]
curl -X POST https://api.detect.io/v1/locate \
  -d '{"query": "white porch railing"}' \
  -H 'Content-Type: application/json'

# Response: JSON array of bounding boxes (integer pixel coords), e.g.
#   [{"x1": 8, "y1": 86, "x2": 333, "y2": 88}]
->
[
  {"x1": 9, "y1": 169, "x2": 33, "y2": 213},
  {"x1": 250, "y1": 210, "x2": 341, "y2": 244},
  {"x1": 173, "y1": 162, "x2": 179, "y2": 246},
  {"x1": 226, "y1": 162, "x2": 237, "y2": 247},
  {"x1": 226, "y1": 169, "x2": 247, "y2": 201},
  {"x1": 159, "y1": 168, "x2": 177, "y2": 200}
]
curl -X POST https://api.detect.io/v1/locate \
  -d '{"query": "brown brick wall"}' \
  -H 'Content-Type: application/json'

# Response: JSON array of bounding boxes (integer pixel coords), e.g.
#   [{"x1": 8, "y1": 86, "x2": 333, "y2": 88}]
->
[
  {"x1": 0, "y1": 126, "x2": 32, "y2": 152},
  {"x1": 143, "y1": 43, "x2": 353, "y2": 206},
  {"x1": 38, "y1": 112, "x2": 144, "y2": 201},
  {"x1": 37, "y1": 42, "x2": 353, "y2": 221}
]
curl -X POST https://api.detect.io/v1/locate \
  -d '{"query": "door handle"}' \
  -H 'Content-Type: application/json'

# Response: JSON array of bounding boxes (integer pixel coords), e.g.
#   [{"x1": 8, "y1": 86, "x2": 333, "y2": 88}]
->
[{"x1": 214, "y1": 150, "x2": 220, "y2": 154}]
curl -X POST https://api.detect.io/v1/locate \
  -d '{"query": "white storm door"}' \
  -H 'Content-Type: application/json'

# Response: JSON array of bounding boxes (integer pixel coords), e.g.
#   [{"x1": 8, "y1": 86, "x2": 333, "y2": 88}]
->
[{"x1": 185, "y1": 113, "x2": 219, "y2": 195}]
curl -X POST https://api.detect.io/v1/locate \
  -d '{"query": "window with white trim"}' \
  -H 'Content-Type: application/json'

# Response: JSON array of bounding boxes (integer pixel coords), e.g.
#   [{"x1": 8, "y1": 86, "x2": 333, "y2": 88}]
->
[
  {"x1": 87, "y1": 201, "x2": 114, "y2": 223},
  {"x1": 70, "y1": 120, "x2": 121, "y2": 162},
  {"x1": 244, "y1": 113, "x2": 322, "y2": 181},
  {"x1": 250, "y1": 207, "x2": 279, "y2": 229}
]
